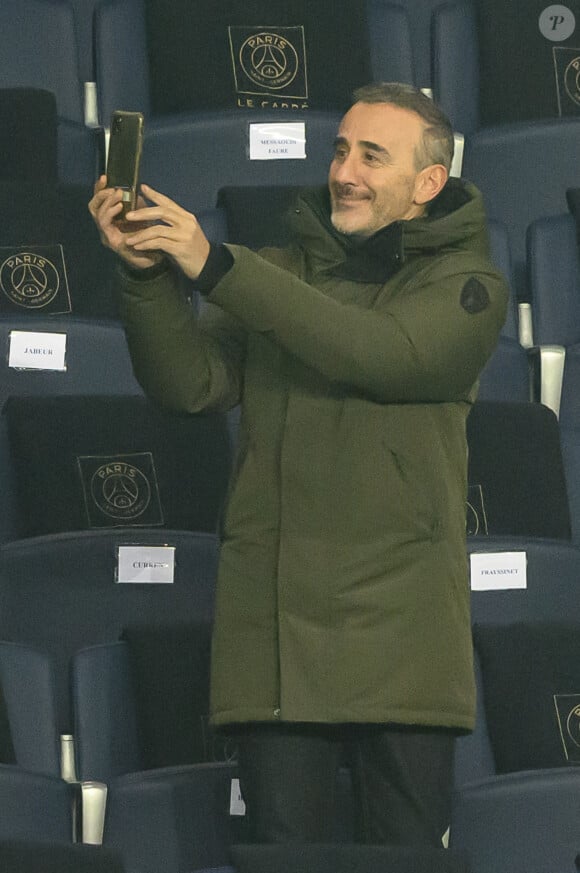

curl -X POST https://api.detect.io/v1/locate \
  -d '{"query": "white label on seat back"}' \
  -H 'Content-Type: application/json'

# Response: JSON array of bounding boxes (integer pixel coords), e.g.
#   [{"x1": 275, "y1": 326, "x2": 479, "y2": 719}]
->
[
  {"x1": 249, "y1": 122, "x2": 306, "y2": 159},
  {"x1": 470, "y1": 551, "x2": 527, "y2": 591},
  {"x1": 116, "y1": 545, "x2": 176, "y2": 584},
  {"x1": 8, "y1": 330, "x2": 67, "y2": 371}
]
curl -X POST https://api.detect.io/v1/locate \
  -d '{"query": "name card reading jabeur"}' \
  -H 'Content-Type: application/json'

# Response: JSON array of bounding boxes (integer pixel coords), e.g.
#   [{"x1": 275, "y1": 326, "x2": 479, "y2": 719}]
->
[
  {"x1": 249, "y1": 122, "x2": 306, "y2": 160},
  {"x1": 470, "y1": 551, "x2": 527, "y2": 591},
  {"x1": 8, "y1": 330, "x2": 67, "y2": 371}
]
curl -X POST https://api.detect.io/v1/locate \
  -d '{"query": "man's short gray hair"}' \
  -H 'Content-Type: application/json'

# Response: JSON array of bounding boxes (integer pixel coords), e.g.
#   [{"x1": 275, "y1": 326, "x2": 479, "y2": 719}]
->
[{"x1": 352, "y1": 82, "x2": 454, "y2": 173}]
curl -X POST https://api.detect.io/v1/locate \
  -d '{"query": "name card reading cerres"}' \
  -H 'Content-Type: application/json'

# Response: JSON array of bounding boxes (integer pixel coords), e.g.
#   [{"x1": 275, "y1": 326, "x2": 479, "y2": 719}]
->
[
  {"x1": 470, "y1": 551, "x2": 527, "y2": 591},
  {"x1": 116, "y1": 545, "x2": 176, "y2": 584},
  {"x1": 249, "y1": 122, "x2": 306, "y2": 160},
  {"x1": 8, "y1": 330, "x2": 67, "y2": 371}
]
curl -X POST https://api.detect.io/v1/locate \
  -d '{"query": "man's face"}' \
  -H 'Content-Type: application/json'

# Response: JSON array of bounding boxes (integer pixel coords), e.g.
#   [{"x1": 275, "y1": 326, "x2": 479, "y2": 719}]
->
[{"x1": 328, "y1": 101, "x2": 430, "y2": 238}]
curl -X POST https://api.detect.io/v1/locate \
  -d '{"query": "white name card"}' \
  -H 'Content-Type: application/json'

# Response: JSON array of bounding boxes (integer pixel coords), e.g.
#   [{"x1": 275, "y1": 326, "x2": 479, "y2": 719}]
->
[
  {"x1": 116, "y1": 545, "x2": 176, "y2": 584},
  {"x1": 8, "y1": 330, "x2": 67, "y2": 371},
  {"x1": 470, "y1": 551, "x2": 527, "y2": 591},
  {"x1": 249, "y1": 122, "x2": 306, "y2": 160}
]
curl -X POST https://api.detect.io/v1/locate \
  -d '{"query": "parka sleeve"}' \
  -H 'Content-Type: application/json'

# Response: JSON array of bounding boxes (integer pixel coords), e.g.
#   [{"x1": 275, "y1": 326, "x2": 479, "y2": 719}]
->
[
  {"x1": 118, "y1": 265, "x2": 247, "y2": 413},
  {"x1": 206, "y1": 245, "x2": 509, "y2": 403}
]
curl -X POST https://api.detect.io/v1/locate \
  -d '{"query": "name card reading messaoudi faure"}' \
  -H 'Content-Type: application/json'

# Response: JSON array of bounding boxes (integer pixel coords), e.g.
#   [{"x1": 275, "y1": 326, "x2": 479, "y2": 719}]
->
[
  {"x1": 8, "y1": 330, "x2": 67, "y2": 371},
  {"x1": 249, "y1": 122, "x2": 306, "y2": 160}
]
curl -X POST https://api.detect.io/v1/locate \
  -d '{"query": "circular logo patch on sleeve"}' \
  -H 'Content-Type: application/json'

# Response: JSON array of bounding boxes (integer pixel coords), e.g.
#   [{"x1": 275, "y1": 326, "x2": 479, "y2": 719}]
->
[{"x1": 460, "y1": 277, "x2": 490, "y2": 314}]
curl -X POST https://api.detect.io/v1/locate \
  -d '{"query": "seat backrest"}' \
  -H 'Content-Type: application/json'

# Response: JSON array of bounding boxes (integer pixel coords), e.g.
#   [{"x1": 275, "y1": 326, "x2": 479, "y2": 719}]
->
[
  {"x1": 466, "y1": 402, "x2": 571, "y2": 539},
  {"x1": 0, "y1": 182, "x2": 120, "y2": 319},
  {"x1": 467, "y1": 536, "x2": 580, "y2": 626},
  {"x1": 451, "y1": 768, "x2": 580, "y2": 873},
  {"x1": 0, "y1": 840, "x2": 126, "y2": 873},
  {"x1": 140, "y1": 109, "x2": 342, "y2": 213},
  {"x1": 72, "y1": 641, "x2": 142, "y2": 781},
  {"x1": 463, "y1": 118, "x2": 580, "y2": 299},
  {"x1": 0, "y1": 0, "x2": 84, "y2": 124},
  {"x1": 0, "y1": 641, "x2": 61, "y2": 776},
  {"x1": 1, "y1": 394, "x2": 231, "y2": 540},
  {"x1": 527, "y1": 213, "x2": 580, "y2": 347},
  {"x1": 0, "y1": 529, "x2": 219, "y2": 731},
  {"x1": 73, "y1": 627, "x2": 228, "y2": 782},
  {"x1": 0, "y1": 767, "x2": 74, "y2": 842}
]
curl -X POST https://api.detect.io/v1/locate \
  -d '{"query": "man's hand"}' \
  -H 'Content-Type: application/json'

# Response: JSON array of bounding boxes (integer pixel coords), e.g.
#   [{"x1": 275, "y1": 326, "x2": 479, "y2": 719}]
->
[
  {"x1": 123, "y1": 184, "x2": 210, "y2": 280},
  {"x1": 89, "y1": 179, "x2": 211, "y2": 279},
  {"x1": 88, "y1": 176, "x2": 163, "y2": 271}
]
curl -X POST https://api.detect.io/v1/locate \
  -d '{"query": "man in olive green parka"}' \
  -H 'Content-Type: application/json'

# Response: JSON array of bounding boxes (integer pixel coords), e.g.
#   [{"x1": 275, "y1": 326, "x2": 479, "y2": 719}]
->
[{"x1": 90, "y1": 83, "x2": 508, "y2": 848}]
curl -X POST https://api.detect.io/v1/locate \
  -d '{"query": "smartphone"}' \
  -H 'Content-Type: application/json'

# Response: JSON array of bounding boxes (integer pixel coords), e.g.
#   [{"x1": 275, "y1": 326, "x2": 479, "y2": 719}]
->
[{"x1": 106, "y1": 110, "x2": 144, "y2": 219}]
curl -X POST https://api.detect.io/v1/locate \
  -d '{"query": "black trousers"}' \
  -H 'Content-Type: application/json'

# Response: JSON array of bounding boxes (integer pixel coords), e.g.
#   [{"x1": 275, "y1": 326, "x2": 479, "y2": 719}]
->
[{"x1": 234, "y1": 723, "x2": 456, "y2": 846}]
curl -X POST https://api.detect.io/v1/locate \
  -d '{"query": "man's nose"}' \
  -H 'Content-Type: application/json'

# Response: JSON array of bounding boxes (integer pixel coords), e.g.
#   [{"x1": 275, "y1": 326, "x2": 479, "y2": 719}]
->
[{"x1": 332, "y1": 153, "x2": 358, "y2": 184}]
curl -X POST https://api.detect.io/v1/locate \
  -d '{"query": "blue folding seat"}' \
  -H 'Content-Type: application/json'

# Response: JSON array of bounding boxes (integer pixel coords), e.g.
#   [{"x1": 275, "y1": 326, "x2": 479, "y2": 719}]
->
[
  {"x1": 0, "y1": 841, "x2": 126, "y2": 873},
  {"x1": 476, "y1": 219, "x2": 530, "y2": 402},
  {"x1": 0, "y1": 316, "x2": 144, "y2": 542},
  {"x1": 0, "y1": 641, "x2": 61, "y2": 777},
  {"x1": 454, "y1": 537, "x2": 580, "y2": 788},
  {"x1": 93, "y1": 0, "x2": 416, "y2": 125},
  {"x1": 0, "y1": 530, "x2": 220, "y2": 734},
  {"x1": 0, "y1": 2, "x2": 98, "y2": 183},
  {"x1": 451, "y1": 769, "x2": 580, "y2": 873},
  {"x1": 462, "y1": 118, "x2": 580, "y2": 302},
  {"x1": 71, "y1": 635, "x2": 246, "y2": 873},
  {"x1": 528, "y1": 213, "x2": 580, "y2": 541},
  {"x1": 0, "y1": 767, "x2": 75, "y2": 843}
]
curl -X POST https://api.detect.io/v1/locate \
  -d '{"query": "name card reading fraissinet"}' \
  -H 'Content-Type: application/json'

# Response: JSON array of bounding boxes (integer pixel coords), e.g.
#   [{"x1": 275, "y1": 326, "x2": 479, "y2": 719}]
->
[
  {"x1": 470, "y1": 551, "x2": 527, "y2": 591},
  {"x1": 116, "y1": 545, "x2": 176, "y2": 584},
  {"x1": 8, "y1": 330, "x2": 67, "y2": 371},
  {"x1": 249, "y1": 122, "x2": 306, "y2": 160}
]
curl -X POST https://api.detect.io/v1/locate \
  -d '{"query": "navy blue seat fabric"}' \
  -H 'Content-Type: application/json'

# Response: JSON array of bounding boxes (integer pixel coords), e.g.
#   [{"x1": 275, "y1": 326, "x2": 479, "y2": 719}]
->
[
  {"x1": 476, "y1": 219, "x2": 530, "y2": 401},
  {"x1": 0, "y1": 642, "x2": 61, "y2": 777},
  {"x1": 527, "y1": 213, "x2": 580, "y2": 348},
  {"x1": 94, "y1": 0, "x2": 417, "y2": 125},
  {"x1": 451, "y1": 769, "x2": 580, "y2": 873},
  {"x1": 467, "y1": 537, "x2": 580, "y2": 626},
  {"x1": 230, "y1": 843, "x2": 471, "y2": 873},
  {"x1": 557, "y1": 356, "x2": 580, "y2": 545},
  {"x1": 462, "y1": 118, "x2": 580, "y2": 301},
  {"x1": 466, "y1": 403, "x2": 571, "y2": 540},
  {"x1": 454, "y1": 538, "x2": 580, "y2": 781},
  {"x1": 93, "y1": 0, "x2": 485, "y2": 134},
  {"x1": 0, "y1": 841, "x2": 126, "y2": 873},
  {"x1": 0, "y1": 316, "x2": 143, "y2": 543},
  {"x1": 529, "y1": 217, "x2": 580, "y2": 541},
  {"x1": 72, "y1": 636, "x2": 245, "y2": 872},
  {"x1": 0, "y1": 3, "x2": 97, "y2": 183},
  {"x1": 0, "y1": 766, "x2": 74, "y2": 843},
  {"x1": 102, "y1": 762, "x2": 245, "y2": 873},
  {"x1": 138, "y1": 110, "x2": 342, "y2": 214},
  {"x1": 0, "y1": 530, "x2": 219, "y2": 732}
]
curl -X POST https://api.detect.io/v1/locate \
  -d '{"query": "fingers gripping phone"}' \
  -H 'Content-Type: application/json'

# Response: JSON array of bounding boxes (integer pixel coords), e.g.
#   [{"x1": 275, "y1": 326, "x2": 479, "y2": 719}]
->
[{"x1": 106, "y1": 110, "x2": 144, "y2": 219}]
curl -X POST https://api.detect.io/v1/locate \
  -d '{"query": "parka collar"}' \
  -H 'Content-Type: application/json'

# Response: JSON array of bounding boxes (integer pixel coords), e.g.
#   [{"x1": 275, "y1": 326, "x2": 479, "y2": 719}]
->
[{"x1": 288, "y1": 178, "x2": 491, "y2": 284}]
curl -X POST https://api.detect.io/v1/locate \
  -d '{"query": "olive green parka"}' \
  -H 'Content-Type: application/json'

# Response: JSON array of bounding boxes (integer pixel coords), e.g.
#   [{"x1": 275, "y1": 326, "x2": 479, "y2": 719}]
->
[{"x1": 118, "y1": 180, "x2": 508, "y2": 731}]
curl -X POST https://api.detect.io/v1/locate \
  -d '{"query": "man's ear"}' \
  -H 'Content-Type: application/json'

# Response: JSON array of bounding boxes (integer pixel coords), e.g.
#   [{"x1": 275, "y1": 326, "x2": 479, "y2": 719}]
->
[{"x1": 414, "y1": 164, "x2": 449, "y2": 205}]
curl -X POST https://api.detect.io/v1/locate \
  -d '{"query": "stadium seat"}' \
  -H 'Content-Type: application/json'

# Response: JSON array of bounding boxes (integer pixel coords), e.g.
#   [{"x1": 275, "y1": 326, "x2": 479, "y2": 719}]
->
[
  {"x1": 0, "y1": 841, "x2": 126, "y2": 873},
  {"x1": 0, "y1": 641, "x2": 61, "y2": 776},
  {"x1": 466, "y1": 402, "x2": 571, "y2": 539},
  {"x1": 0, "y1": 6, "x2": 98, "y2": 182},
  {"x1": 1, "y1": 394, "x2": 231, "y2": 539},
  {"x1": 0, "y1": 529, "x2": 220, "y2": 732},
  {"x1": 0, "y1": 766, "x2": 75, "y2": 843},
  {"x1": 462, "y1": 118, "x2": 580, "y2": 301}
]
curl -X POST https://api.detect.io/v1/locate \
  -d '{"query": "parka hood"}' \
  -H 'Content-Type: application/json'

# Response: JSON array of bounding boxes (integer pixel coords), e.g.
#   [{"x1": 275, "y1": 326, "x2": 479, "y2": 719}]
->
[{"x1": 288, "y1": 178, "x2": 492, "y2": 283}]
